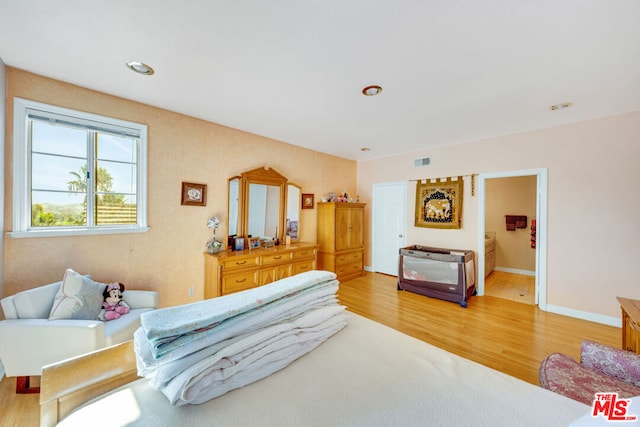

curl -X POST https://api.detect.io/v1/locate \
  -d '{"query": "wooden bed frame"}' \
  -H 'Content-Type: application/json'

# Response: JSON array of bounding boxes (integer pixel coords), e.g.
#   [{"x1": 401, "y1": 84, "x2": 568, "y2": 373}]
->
[{"x1": 39, "y1": 340, "x2": 139, "y2": 427}]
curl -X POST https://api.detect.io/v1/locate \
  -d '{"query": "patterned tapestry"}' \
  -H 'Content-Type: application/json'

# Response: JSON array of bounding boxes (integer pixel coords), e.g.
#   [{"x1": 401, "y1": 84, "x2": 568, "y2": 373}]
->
[{"x1": 415, "y1": 177, "x2": 463, "y2": 229}]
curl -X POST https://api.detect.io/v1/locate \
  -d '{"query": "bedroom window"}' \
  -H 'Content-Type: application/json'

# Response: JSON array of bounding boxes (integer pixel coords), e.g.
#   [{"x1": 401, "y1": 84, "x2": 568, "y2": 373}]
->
[{"x1": 11, "y1": 98, "x2": 149, "y2": 237}]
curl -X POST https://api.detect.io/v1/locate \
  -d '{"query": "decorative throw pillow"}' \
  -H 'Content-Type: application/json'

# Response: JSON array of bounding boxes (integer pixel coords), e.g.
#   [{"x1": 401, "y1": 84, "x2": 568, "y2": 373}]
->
[{"x1": 48, "y1": 269, "x2": 106, "y2": 321}]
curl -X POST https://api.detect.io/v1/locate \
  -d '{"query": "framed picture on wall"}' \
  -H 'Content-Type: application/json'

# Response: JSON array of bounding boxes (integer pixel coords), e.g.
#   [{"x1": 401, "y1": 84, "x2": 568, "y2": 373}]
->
[
  {"x1": 302, "y1": 193, "x2": 314, "y2": 209},
  {"x1": 181, "y1": 182, "x2": 207, "y2": 206}
]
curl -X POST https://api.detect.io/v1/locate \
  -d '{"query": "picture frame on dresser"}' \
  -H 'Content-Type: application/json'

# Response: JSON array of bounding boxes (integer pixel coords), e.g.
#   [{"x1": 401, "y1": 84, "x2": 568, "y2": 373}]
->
[
  {"x1": 234, "y1": 237, "x2": 245, "y2": 251},
  {"x1": 248, "y1": 237, "x2": 261, "y2": 249}
]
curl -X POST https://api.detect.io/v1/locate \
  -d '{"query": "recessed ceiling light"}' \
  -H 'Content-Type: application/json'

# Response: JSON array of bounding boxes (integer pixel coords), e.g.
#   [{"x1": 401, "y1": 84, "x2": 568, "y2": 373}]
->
[
  {"x1": 549, "y1": 102, "x2": 572, "y2": 111},
  {"x1": 362, "y1": 85, "x2": 382, "y2": 96},
  {"x1": 126, "y1": 61, "x2": 155, "y2": 76}
]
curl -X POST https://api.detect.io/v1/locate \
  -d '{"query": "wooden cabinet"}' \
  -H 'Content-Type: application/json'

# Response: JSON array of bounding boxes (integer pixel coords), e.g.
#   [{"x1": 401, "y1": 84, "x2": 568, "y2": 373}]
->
[
  {"x1": 317, "y1": 202, "x2": 366, "y2": 282},
  {"x1": 617, "y1": 297, "x2": 640, "y2": 353},
  {"x1": 204, "y1": 243, "x2": 317, "y2": 298},
  {"x1": 484, "y1": 237, "x2": 496, "y2": 277}
]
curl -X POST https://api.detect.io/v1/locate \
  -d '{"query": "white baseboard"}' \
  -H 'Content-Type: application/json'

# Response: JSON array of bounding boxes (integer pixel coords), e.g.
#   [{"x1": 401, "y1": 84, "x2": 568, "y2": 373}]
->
[
  {"x1": 494, "y1": 267, "x2": 535, "y2": 276},
  {"x1": 545, "y1": 304, "x2": 621, "y2": 328}
]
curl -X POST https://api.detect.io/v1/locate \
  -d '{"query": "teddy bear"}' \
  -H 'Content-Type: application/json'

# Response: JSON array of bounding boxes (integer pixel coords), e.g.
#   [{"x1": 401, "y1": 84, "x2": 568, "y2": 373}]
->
[{"x1": 98, "y1": 282, "x2": 130, "y2": 321}]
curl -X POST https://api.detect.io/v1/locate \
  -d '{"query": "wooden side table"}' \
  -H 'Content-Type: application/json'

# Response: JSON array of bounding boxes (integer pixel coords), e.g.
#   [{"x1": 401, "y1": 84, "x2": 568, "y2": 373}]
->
[{"x1": 617, "y1": 296, "x2": 640, "y2": 353}]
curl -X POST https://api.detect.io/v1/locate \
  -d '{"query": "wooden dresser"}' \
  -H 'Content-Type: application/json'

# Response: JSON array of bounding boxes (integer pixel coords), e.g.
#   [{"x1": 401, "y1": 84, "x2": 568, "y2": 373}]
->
[
  {"x1": 617, "y1": 296, "x2": 640, "y2": 353},
  {"x1": 204, "y1": 243, "x2": 317, "y2": 298},
  {"x1": 316, "y1": 202, "x2": 366, "y2": 282}
]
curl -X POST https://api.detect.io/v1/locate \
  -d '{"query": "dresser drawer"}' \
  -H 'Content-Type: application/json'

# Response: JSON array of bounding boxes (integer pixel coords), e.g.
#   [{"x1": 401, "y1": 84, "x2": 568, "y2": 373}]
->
[
  {"x1": 336, "y1": 250, "x2": 362, "y2": 265},
  {"x1": 292, "y1": 248, "x2": 315, "y2": 260},
  {"x1": 222, "y1": 270, "x2": 260, "y2": 294},
  {"x1": 293, "y1": 259, "x2": 315, "y2": 275},
  {"x1": 221, "y1": 256, "x2": 259, "y2": 271},
  {"x1": 261, "y1": 265, "x2": 292, "y2": 285},
  {"x1": 336, "y1": 260, "x2": 363, "y2": 277},
  {"x1": 261, "y1": 252, "x2": 292, "y2": 265}
]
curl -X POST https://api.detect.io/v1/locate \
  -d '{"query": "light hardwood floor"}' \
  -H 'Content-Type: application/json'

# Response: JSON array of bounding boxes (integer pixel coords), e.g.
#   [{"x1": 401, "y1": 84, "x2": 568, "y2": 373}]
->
[
  {"x1": 0, "y1": 272, "x2": 620, "y2": 426},
  {"x1": 484, "y1": 270, "x2": 535, "y2": 304}
]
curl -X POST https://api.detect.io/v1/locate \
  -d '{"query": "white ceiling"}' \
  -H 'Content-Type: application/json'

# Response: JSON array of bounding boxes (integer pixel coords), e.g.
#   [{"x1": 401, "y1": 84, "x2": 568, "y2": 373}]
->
[{"x1": 1, "y1": 1, "x2": 639, "y2": 161}]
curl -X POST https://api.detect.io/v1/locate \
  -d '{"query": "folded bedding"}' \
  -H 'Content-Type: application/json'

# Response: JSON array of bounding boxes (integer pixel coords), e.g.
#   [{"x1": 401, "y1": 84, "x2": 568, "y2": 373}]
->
[
  {"x1": 135, "y1": 281, "x2": 339, "y2": 373},
  {"x1": 141, "y1": 270, "x2": 338, "y2": 358},
  {"x1": 133, "y1": 270, "x2": 346, "y2": 406},
  {"x1": 163, "y1": 305, "x2": 347, "y2": 405}
]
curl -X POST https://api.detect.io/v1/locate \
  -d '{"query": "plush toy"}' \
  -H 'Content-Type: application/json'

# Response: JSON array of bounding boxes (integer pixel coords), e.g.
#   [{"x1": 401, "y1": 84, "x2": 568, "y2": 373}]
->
[{"x1": 98, "y1": 282, "x2": 130, "y2": 321}]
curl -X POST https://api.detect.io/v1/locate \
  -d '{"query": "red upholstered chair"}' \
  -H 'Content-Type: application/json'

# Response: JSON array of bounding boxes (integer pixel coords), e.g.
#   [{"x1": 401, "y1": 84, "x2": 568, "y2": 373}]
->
[{"x1": 539, "y1": 340, "x2": 640, "y2": 405}]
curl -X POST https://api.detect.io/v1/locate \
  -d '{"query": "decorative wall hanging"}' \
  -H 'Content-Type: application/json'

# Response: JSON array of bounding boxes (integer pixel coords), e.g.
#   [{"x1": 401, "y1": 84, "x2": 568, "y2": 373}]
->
[
  {"x1": 415, "y1": 177, "x2": 463, "y2": 229},
  {"x1": 181, "y1": 182, "x2": 207, "y2": 206}
]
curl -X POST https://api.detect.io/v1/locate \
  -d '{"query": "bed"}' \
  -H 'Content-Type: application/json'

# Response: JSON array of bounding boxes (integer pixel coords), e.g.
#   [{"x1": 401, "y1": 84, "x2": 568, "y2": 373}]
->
[{"x1": 40, "y1": 311, "x2": 592, "y2": 426}]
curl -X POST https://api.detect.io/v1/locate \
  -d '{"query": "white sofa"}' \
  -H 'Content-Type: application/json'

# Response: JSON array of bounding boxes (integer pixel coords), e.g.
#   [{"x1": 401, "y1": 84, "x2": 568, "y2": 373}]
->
[{"x1": 0, "y1": 278, "x2": 158, "y2": 391}]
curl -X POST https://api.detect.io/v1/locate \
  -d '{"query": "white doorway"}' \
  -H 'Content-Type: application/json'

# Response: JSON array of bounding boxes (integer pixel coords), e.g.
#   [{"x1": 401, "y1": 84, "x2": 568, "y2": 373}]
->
[
  {"x1": 476, "y1": 169, "x2": 547, "y2": 310},
  {"x1": 372, "y1": 181, "x2": 407, "y2": 276}
]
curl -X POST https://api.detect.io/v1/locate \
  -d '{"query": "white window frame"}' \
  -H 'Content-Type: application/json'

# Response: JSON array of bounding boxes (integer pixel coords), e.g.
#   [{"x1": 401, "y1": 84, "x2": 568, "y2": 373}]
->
[{"x1": 11, "y1": 98, "x2": 149, "y2": 238}]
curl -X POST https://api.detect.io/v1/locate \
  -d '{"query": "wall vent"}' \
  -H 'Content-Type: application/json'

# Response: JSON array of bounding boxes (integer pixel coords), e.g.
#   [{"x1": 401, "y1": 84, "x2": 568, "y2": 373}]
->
[{"x1": 414, "y1": 157, "x2": 431, "y2": 167}]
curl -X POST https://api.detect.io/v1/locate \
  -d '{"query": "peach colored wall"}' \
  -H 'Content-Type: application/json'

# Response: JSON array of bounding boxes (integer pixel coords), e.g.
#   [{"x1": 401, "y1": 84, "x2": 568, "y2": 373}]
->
[
  {"x1": 486, "y1": 176, "x2": 536, "y2": 272},
  {"x1": 0, "y1": 60, "x2": 5, "y2": 303},
  {"x1": 357, "y1": 111, "x2": 640, "y2": 319},
  {"x1": 3, "y1": 68, "x2": 357, "y2": 308}
]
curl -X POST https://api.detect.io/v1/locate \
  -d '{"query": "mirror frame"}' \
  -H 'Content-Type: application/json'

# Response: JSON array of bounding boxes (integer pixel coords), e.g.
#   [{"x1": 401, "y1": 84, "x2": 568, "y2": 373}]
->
[
  {"x1": 227, "y1": 176, "x2": 242, "y2": 237},
  {"x1": 240, "y1": 167, "x2": 287, "y2": 242},
  {"x1": 286, "y1": 182, "x2": 302, "y2": 242}
]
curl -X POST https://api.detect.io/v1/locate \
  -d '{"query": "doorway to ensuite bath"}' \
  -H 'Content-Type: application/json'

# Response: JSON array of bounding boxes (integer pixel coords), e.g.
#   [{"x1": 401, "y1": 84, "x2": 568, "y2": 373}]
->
[{"x1": 476, "y1": 168, "x2": 547, "y2": 310}]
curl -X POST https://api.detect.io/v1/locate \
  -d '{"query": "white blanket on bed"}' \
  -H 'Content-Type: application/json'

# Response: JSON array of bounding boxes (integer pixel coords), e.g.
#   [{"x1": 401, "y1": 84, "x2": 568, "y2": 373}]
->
[
  {"x1": 134, "y1": 271, "x2": 344, "y2": 406},
  {"x1": 135, "y1": 280, "x2": 339, "y2": 371},
  {"x1": 140, "y1": 270, "x2": 338, "y2": 358},
  {"x1": 161, "y1": 305, "x2": 347, "y2": 405}
]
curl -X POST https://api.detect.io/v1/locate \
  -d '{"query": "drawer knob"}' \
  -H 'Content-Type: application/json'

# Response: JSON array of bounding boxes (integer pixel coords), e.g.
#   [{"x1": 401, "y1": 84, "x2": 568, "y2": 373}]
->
[
  {"x1": 235, "y1": 278, "x2": 247, "y2": 283},
  {"x1": 236, "y1": 260, "x2": 247, "y2": 265},
  {"x1": 273, "y1": 256, "x2": 282, "y2": 260}
]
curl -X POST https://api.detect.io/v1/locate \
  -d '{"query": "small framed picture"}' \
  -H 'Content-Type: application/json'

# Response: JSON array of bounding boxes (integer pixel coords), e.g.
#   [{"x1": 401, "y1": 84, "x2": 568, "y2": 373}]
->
[
  {"x1": 248, "y1": 237, "x2": 261, "y2": 249},
  {"x1": 234, "y1": 237, "x2": 245, "y2": 251},
  {"x1": 302, "y1": 193, "x2": 314, "y2": 209},
  {"x1": 181, "y1": 182, "x2": 207, "y2": 206}
]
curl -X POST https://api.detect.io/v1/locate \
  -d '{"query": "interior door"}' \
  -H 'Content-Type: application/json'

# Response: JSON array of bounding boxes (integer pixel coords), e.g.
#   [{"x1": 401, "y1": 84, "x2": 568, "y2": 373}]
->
[{"x1": 372, "y1": 182, "x2": 407, "y2": 276}]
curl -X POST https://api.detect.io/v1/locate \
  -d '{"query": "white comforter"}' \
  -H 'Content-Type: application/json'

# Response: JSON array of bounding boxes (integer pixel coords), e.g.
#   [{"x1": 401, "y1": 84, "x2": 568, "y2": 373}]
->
[
  {"x1": 134, "y1": 270, "x2": 345, "y2": 406},
  {"x1": 139, "y1": 270, "x2": 339, "y2": 359}
]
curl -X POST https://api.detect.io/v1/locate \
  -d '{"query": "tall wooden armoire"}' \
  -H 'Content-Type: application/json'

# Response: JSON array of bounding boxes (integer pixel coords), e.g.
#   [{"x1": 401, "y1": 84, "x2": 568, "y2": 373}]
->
[{"x1": 316, "y1": 202, "x2": 366, "y2": 282}]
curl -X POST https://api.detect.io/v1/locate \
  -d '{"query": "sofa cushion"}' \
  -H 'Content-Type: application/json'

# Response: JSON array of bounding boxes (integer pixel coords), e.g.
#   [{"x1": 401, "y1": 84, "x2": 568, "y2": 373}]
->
[
  {"x1": 539, "y1": 353, "x2": 640, "y2": 405},
  {"x1": 49, "y1": 269, "x2": 106, "y2": 321},
  {"x1": 12, "y1": 282, "x2": 62, "y2": 319},
  {"x1": 104, "y1": 307, "x2": 155, "y2": 346}
]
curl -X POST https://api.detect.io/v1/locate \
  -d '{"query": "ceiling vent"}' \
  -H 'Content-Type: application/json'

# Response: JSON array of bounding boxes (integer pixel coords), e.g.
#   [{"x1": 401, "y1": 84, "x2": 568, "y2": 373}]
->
[{"x1": 414, "y1": 157, "x2": 431, "y2": 167}]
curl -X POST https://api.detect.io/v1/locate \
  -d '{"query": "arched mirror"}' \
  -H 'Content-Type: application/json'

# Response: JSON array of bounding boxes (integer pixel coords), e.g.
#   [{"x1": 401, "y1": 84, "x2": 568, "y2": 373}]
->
[
  {"x1": 247, "y1": 182, "x2": 282, "y2": 239},
  {"x1": 226, "y1": 167, "x2": 287, "y2": 244},
  {"x1": 286, "y1": 183, "x2": 301, "y2": 241}
]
